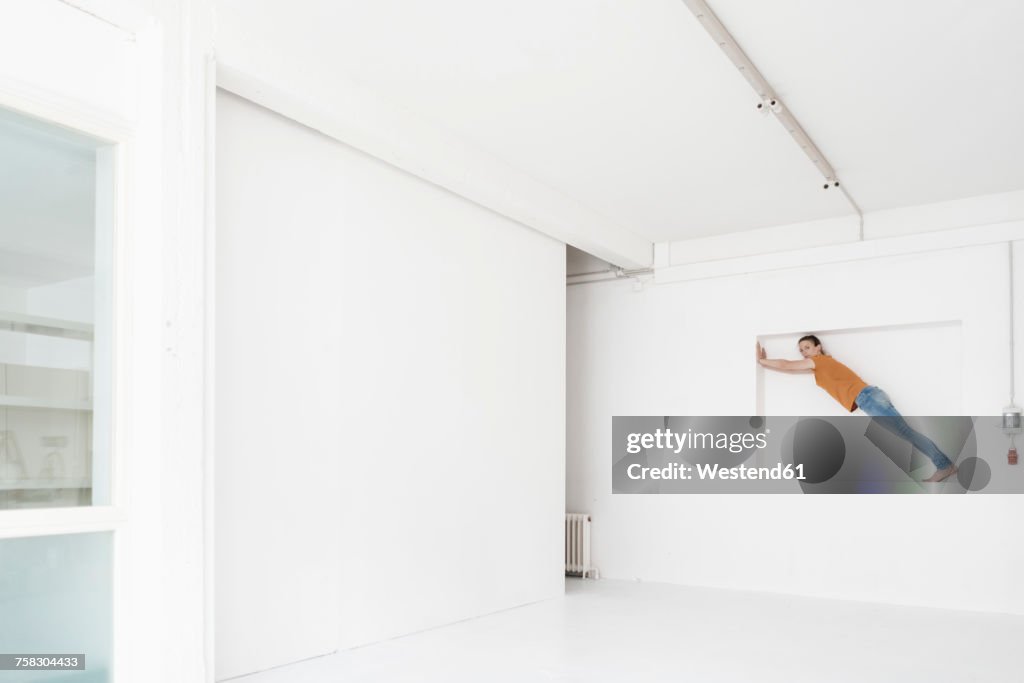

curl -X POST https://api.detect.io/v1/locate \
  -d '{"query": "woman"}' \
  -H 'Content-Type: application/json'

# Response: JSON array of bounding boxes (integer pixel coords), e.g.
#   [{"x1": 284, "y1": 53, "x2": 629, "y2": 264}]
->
[{"x1": 757, "y1": 335, "x2": 958, "y2": 483}]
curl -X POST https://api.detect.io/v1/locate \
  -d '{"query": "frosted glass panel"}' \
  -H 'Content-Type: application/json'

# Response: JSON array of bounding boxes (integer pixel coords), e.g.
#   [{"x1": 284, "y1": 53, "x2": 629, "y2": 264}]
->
[
  {"x1": 0, "y1": 532, "x2": 112, "y2": 682},
  {"x1": 0, "y1": 106, "x2": 112, "y2": 509}
]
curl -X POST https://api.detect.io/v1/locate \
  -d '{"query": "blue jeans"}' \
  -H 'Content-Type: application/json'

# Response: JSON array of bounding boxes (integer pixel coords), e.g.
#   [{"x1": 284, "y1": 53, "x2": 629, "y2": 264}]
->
[{"x1": 855, "y1": 386, "x2": 954, "y2": 470}]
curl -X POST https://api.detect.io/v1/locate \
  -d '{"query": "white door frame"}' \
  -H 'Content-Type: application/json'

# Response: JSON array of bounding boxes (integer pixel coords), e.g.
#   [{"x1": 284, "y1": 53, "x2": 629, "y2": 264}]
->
[{"x1": 0, "y1": 2, "x2": 214, "y2": 682}]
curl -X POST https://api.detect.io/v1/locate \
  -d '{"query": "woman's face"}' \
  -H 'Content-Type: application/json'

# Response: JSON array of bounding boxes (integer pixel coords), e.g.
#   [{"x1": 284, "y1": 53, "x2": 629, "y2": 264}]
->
[{"x1": 798, "y1": 340, "x2": 822, "y2": 358}]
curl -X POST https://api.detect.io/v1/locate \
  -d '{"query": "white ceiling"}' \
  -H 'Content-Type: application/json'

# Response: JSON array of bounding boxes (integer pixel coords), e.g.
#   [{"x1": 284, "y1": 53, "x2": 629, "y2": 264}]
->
[
  {"x1": 710, "y1": 0, "x2": 1024, "y2": 213},
  {"x1": 0, "y1": 108, "x2": 97, "y2": 288},
  {"x1": 219, "y1": 0, "x2": 1024, "y2": 244}
]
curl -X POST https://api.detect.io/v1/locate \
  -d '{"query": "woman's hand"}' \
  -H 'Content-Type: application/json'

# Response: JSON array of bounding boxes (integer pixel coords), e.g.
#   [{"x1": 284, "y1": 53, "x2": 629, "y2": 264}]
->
[{"x1": 757, "y1": 341, "x2": 814, "y2": 371}]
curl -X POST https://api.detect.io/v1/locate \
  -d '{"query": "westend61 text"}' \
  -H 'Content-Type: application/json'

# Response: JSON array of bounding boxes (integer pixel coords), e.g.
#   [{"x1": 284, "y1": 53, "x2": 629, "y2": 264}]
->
[{"x1": 626, "y1": 462, "x2": 806, "y2": 481}]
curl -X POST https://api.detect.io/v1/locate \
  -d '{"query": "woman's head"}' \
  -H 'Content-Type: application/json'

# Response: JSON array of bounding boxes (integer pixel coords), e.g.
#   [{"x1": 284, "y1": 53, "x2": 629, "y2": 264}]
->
[{"x1": 798, "y1": 334, "x2": 824, "y2": 358}]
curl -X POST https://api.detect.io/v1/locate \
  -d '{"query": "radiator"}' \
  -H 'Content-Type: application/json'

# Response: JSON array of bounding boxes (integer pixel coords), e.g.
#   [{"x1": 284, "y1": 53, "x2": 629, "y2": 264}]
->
[{"x1": 565, "y1": 513, "x2": 597, "y2": 578}]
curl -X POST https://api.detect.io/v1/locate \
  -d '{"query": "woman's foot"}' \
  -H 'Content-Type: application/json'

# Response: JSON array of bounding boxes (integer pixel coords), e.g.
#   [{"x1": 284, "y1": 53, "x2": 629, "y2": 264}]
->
[{"x1": 923, "y1": 465, "x2": 957, "y2": 483}]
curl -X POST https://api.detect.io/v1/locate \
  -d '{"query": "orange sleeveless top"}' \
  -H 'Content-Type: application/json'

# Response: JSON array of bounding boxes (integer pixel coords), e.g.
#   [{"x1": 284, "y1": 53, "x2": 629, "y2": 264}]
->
[{"x1": 812, "y1": 355, "x2": 868, "y2": 412}]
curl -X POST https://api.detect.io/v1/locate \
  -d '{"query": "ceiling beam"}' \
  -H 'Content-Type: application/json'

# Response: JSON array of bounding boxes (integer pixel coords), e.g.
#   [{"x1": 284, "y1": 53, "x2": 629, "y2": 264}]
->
[{"x1": 216, "y1": 59, "x2": 653, "y2": 269}]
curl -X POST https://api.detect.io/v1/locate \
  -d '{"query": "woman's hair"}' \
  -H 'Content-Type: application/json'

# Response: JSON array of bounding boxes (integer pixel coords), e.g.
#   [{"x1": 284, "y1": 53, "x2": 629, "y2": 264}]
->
[{"x1": 798, "y1": 334, "x2": 826, "y2": 355}]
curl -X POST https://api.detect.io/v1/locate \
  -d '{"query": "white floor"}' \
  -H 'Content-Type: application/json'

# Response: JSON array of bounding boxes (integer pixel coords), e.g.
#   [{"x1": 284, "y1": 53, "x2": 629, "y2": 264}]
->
[{"x1": 228, "y1": 578, "x2": 1023, "y2": 682}]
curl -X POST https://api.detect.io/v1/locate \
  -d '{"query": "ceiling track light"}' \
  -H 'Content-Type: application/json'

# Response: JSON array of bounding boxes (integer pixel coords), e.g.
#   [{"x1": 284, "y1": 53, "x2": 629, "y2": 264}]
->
[{"x1": 681, "y1": 0, "x2": 864, "y2": 232}]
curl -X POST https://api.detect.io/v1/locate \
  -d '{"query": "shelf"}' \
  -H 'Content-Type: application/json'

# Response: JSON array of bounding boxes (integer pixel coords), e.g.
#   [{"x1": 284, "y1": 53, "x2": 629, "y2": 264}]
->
[
  {"x1": 0, "y1": 395, "x2": 92, "y2": 411},
  {"x1": 0, "y1": 478, "x2": 91, "y2": 491},
  {"x1": 0, "y1": 310, "x2": 93, "y2": 341}
]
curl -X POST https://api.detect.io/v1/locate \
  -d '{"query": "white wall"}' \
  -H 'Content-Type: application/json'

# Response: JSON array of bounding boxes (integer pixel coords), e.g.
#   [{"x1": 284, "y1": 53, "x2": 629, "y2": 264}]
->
[
  {"x1": 215, "y1": 91, "x2": 565, "y2": 680},
  {"x1": 26, "y1": 277, "x2": 94, "y2": 370},
  {"x1": 26, "y1": 277, "x2": 94, "y2": 322},
  {"x1": 568, "y1": 237, "x2": 1024, "y2": 615}
]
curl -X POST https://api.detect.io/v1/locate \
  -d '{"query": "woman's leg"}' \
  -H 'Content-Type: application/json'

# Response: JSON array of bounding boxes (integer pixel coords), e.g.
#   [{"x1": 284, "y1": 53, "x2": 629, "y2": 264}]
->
[{"x1": 856, "y1": 386, "x2": 955, "y2": 474}]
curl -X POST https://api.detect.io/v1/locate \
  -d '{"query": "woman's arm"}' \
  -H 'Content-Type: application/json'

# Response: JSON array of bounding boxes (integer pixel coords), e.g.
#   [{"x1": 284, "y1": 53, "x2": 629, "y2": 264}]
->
[
  {"x1": 760, "y1": 358, "x2": 815, "y2": 371},
  {"x1": 756, "y1": 342, "x2": 814, "y2": 371}
]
